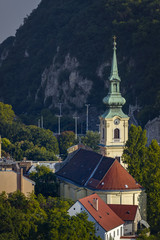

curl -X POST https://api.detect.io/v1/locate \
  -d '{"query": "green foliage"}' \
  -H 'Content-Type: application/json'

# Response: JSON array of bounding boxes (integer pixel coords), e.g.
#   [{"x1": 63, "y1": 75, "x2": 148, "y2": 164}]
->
[
  {"x1": 137, "y1": 232, "x2": 160, "y2": 240},
  {"x1": 0, "y1": 192, "x2": 101, "y2": 240},
  {"x1": 123, "y1": 126, "x2": 160, "y2": 233},
  {"x1": 58, "y1": 131, "x2": 75, "y2": 158},
  {"x1": 1, "y1": 138, "x2": 11, "y2": 152},
  {"x1": 81, "y1": 130, "x2": 100, "y2": 151},
  {"x1": 25, "y1": 145, "x2": 58, "y2": 161},
  {"x1": 0, "y1": 102, "x2": 15, "y2": 124},
  {"x1": 0, "y1": 103, "x2": 59, "y2": 161},
  {"x1": 143, "y1": 140, "x2": 160, "y2": 233},
  {"x1": 29, "y1": 165, "x2": 58, "y2": 197},
  {"x1": 122, "y1": 124, "x2": 147, "y2": 183}
]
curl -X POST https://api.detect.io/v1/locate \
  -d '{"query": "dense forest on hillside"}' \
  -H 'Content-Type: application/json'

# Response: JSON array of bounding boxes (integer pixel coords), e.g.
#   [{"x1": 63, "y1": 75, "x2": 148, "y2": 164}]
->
[{"x1": 0, "y1": 0, "x2": 160, "y2": 129}]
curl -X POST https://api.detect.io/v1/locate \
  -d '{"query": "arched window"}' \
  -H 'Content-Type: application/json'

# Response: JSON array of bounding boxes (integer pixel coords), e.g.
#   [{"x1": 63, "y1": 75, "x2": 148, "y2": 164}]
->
[{"x1": 114, "y1": 128, "x2": 120, "y2": 139}]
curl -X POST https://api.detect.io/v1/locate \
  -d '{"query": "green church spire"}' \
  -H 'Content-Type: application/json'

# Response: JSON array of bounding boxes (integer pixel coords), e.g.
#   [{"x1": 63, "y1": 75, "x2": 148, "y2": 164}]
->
[
  {"x1": 109, "y1": 36, "x2": 121, "y2": 82},
  {"x1": 102, "y1": 37, "x2": 128, "y2": 118}
]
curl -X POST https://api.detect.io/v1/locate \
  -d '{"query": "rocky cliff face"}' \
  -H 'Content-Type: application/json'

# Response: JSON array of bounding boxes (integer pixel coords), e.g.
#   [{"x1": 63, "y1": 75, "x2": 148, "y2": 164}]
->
[
  {"x1": 36, "y1": 52, "x2": 93, "y2": 112},
  {"x1": 0, "y1": 0, "x2": 160, "y2": 127}
]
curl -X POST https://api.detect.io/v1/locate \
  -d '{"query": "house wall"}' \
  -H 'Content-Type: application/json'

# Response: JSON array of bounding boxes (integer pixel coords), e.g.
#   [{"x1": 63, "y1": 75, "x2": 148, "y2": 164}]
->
[
  {"x1": 124, "y1": 221, "x2": 133, "y2": 236},
  {"x1": 0, "y1": 170, "x2": 34, "y2": 196},
  {"x1": 0, "y1": 171, "x2": 17, "y2": 193},
  {"x1": 68, "y1": 201, "x2": 124, "y2": 240},
  {"x1": 105, "y1": 225, "x2": 124, "y2": 240},
  {"x1": 23, "y1": 177, "x2": 35, "y2": 196}
]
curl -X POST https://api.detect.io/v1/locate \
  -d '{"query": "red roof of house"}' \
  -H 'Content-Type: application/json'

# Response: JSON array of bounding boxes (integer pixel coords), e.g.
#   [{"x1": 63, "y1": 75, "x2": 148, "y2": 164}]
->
[
  {"x1": 108, "y1": 204, "x2": 138, "y2": 221},
  {"x1": 88, "y1": 160, "x2": 141, "y2": 190},
  {"x1": 56, "y1": 148, "x2": 142, "y2": 191},
  {"x1": 79, "y1": 193, "x2": 124, "y2": 232}
]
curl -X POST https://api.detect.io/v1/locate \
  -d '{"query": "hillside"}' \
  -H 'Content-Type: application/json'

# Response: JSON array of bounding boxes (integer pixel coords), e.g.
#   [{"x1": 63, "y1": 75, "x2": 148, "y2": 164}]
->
[{"x1": 0, "y1": 0, "x2": 160, "y2": 129}]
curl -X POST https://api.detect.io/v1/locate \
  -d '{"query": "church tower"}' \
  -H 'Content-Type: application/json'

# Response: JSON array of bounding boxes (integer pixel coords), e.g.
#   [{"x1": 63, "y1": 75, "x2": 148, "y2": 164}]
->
[{"x1": 99, "y1": 37, "x2": 129, "y2": 166}]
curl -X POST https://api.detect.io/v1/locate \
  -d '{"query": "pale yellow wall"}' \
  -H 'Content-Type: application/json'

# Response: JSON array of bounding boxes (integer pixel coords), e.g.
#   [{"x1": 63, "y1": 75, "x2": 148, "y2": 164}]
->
[
  {"x1": 23, "y1": 177, "x2": 34, "y2": 196},
  {"x1": 100, "y1": 116, "x2": 129, "y2": 163},
  {"x1": 0, "y1": 171, "x2": 34, "y2": 196},
  {"x1": 100, "y1": 117, "x2": 129, "y2": 146},
  {"x1": 59, "y1": 180, "x2": 146, "y2": 220},
  {"x1": 0, "y1": 171, "x2": 17, "y2": 193}
]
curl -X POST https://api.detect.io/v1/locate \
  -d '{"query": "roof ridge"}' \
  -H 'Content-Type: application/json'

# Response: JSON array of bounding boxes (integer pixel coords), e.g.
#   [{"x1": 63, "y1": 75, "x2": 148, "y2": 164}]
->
[
  {"x1": 57, "y1": 148, "x2": 81, "y2": 172},
  {"x1": 78, "y1": 194, "x2": 124, "y2": 232},
  {"x1": 98, "y1": 158, "x2": 116, "y2": 187},
  {"x1": 84, "y1": 155, "x2": 104, "y2": 186}
]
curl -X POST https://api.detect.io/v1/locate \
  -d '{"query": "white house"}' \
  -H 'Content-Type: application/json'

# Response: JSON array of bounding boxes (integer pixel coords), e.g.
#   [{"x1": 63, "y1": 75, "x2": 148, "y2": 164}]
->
[{"x1": 68, "y1": 193, "x2": 124, "y2": 240}]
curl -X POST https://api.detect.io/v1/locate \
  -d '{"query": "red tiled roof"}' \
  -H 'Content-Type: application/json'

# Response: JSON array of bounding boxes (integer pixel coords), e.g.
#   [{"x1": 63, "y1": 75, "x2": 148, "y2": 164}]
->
[
  {"x1": 79, "y1": 193, "x2": 124, "y2": 231},
  {"x1": 56, "y1": 149, "x2": 114, "y2": 186},
  {"x1": 90, "y1": 160, "x2": 142, "y2": 190},
  {"x1": 56, "y1": 149, "x2": 142, "y2": 191},
  {"x1": 108, "y1": 204, "x2": 138, "y2": 221}
]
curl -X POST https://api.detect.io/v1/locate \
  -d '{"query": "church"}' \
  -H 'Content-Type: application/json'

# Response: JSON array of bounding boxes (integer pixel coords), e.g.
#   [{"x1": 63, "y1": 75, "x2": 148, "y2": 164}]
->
[
  {"x1": 99, "y1": 37, "x2": 129, "y2": 167},
  {"x1": 56, "y1": 38, "x2": 147, "y2": 221}
]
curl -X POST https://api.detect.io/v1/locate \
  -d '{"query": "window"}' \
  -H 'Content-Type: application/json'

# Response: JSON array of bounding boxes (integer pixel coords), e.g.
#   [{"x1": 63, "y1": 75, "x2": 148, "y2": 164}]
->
[
  {"x1": 120, "y1": 227, "x2": 123, "y2": 236},
  {"x1": 103, "y1": 128, "x2": 105, "y2": 139},
  {"x1": 114, "y1": 128, "x2": 120, "y2": 139},
  {"x1": 114, "y1": 231, "x2": 115, "y2": 237},
  {"x1": 117, "y1": 229, "x2": 119, "y2": 236}
]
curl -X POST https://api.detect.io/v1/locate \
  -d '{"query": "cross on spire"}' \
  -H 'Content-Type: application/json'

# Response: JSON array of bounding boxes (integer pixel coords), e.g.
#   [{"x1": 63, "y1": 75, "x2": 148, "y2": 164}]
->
[
  {"x1": 113, "y1": 35, "x2": 116, "y2": 42},
  {"x1": 113, "y1": 36, "x2": 117, "y2": 49}
]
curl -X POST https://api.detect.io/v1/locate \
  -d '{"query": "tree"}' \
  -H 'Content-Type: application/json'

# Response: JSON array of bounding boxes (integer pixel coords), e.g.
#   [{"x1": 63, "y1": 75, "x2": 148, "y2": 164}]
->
[
  {"x1": 0, "y1": 192, "x2": 101, "y2": 240},
  {"x1": 123, "y1": 125, "x2": 160, "y2": 233},
  {"x1": 122, "y1": 124, "x2": 147, "y2": 184},
  {"x1": 81, "y1": 131, "x2": 100, "y2": 151},
  {"x1": 143, "y1": 140, "x2": 160, "y2": 233},
  {"x1": 29, "y1": 165, "x2": 59, "y2": 197},
  {"x1": 58, "y1": 131, "x2": 75, "y2": 158},
  {"x1": 27, "y1": 125, "x2": 59, "y2": 154},
  {"x1": 0, "y1": 102, "x2": 15, "y2": 124},
  {"x1": 25, "y1": 145, "x2": 58, "y2": 161},
  {"x1": 1, "y1": 138, "x2": 11, "y2": 157}
]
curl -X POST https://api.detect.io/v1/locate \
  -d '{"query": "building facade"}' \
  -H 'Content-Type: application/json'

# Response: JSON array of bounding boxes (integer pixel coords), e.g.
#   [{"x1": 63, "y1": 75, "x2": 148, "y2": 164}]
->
[
  {"x1": 56, "y1": 148, "x2": 147, "y2": 220},
  {"x1": 68, "y1": 194, "x2": 124, "y2": 240},
  {"x1": 0, "y1": 167, "x2": 35, "y2": 196},
  {"x1": 99, "y1": 38, "x2": 129, "y2": 166}
]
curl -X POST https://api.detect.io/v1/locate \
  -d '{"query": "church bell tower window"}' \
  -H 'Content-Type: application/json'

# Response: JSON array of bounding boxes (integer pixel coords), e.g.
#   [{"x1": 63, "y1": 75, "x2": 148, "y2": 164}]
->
[{"x1": 114, "y1": 128, "x2": 120, "y2": 139}]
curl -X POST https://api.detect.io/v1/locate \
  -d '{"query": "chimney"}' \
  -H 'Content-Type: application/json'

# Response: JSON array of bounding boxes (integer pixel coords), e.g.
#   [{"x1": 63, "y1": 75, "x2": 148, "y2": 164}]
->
[
  {"x1": 93, "y1": 198, "x2": 98, "y2": 211},
  {"x1": 17, "y1": 168, "x2": 24, "y2": 193}
]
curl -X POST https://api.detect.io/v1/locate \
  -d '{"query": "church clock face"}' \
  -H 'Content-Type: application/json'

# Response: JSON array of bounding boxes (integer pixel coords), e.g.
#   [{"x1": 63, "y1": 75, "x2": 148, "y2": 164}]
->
[{"x1": 114, "y1": 118, "x2": 120, "y2": 125}]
